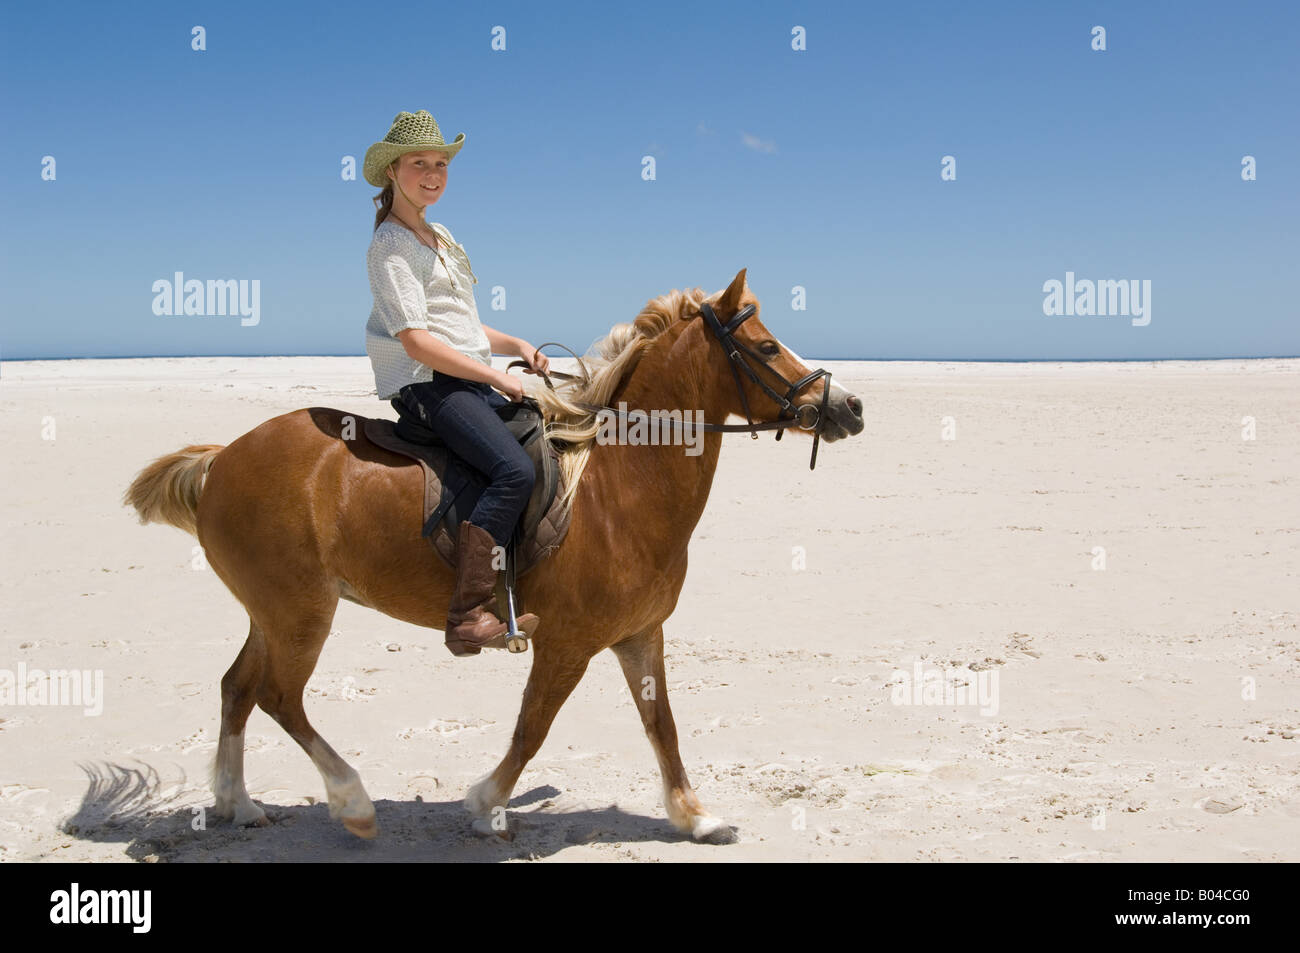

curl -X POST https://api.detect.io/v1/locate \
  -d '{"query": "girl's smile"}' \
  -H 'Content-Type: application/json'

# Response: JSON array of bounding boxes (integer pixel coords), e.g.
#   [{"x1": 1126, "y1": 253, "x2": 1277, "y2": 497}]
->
[{"x1": 391, "y1": 150, "x2": 449, "y2": 208}]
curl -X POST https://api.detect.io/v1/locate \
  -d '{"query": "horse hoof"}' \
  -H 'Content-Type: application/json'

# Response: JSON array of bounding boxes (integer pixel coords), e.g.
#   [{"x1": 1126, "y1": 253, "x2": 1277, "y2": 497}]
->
[
  {"x1": 232, "y1": 804, "x2": 270, "y2": 828},
  {"x1": 343, "y1": 814, "x2": 379, "y2": 839},
  {"x1": 691, "y1": 816, "x2": 738, "y2": 844},
  {"x1": 471, "y1": 816, "x2": 513, "y2": 841}
]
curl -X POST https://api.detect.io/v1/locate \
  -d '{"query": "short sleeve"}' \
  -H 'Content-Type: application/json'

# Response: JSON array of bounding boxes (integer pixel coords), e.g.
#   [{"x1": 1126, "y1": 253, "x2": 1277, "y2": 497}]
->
[{"x1": 367, "y1": 237, "x2": 428, "y2": 338}]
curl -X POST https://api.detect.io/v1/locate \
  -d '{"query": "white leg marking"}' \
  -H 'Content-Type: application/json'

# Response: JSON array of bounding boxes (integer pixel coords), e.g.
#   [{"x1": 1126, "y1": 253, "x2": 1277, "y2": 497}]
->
[
  {"x1": 307, "y1": 736, "x2": 374, "y2": 831},
  {"x1": 663, "y1": 780, "x2": 694, "y2": 832},
  {"x1": 465, "y1": 771, "x2": 508, "y2": 818},
  {"x1": 691, "y1": 814, "x2": 738, "y2": 844},
  {"x1": 212, "y1": 732, "x2": 268, "y2": 826},
  {"x1": 466, "y1": 772, "x2": 513, "y2": 839}
]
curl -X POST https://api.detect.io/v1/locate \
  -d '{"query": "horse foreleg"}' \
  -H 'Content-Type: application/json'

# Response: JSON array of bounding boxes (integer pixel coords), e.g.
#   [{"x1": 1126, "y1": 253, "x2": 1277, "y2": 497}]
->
[
  {"x1": 611, "y1": 625, "x2": 738, "y2": 844},
  {"x1": 464, "y1": 644, "x2": 591, "y2": 837}
]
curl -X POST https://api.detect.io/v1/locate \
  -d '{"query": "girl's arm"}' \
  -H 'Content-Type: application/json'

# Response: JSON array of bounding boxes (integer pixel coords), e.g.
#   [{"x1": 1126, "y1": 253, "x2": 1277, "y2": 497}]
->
[
  {"x1": 481, "y1": 323, "x2": 523, "y2": 356},
  {"x1": 481, "y1": 323, "x2": 549, "y2": 373},
  {"x1": 398, "y1": 329, "x2": 504, "y2": 386}
]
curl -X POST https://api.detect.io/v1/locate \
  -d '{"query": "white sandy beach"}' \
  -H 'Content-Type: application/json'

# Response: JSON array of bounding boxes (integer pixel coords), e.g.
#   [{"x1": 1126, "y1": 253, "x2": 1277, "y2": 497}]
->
[{"x1": 1, "y1": 355, "x2": 1296, "y2": 862}]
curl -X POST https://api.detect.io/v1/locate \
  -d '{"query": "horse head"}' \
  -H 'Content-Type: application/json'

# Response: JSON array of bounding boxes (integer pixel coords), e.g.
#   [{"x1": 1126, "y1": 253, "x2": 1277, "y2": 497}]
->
[{"x1": 685, "y1": 268, "x2": 865, "y2": 454}]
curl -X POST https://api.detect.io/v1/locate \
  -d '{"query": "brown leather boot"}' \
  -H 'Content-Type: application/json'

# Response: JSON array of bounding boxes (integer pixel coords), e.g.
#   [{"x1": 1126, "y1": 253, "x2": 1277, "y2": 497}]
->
[{"x1": 445, "y1": 520, "x2": 511, "y2": 656}]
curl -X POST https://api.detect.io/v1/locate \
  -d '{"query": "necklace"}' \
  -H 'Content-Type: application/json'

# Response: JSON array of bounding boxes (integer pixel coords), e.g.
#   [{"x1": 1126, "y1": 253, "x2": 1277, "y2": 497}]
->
[{"x1": 384, "y1": 214, "x2": 460, "y2": 289}]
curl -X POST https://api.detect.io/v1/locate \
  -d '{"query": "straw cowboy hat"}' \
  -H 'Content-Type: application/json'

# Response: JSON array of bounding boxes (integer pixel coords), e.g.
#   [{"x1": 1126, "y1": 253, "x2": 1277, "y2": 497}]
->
[{"x1": 363, "y1": 110, "x2": 465, "y2": 188}]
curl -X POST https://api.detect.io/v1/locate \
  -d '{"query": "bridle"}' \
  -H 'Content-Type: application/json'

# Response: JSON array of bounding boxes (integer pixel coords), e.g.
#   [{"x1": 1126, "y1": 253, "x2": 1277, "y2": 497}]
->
[
  {"x1": 699, "y1": 301, "x2": 834, "y2": 469},
  {"x1": 505, "y1": 301, "x2": 835, "y2": 470}
]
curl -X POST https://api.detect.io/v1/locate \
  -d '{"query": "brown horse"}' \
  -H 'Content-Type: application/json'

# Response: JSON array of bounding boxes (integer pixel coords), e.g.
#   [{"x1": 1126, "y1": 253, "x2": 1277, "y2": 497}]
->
[{"x1": 122, "y1": 269, "x2": 864, "y2": 844}]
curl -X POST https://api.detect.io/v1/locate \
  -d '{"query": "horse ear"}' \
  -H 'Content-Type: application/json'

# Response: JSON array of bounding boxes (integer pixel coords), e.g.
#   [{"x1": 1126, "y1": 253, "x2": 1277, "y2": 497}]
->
[{"x1": 716, "y1": 268, "x2": 748, "y2": 314}]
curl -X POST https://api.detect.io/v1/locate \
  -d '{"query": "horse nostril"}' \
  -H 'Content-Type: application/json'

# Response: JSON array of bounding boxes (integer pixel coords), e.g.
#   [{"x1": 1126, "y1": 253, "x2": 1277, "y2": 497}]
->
[{"x1": 847, "y1": 395, "x2": 862, "y2": 416}]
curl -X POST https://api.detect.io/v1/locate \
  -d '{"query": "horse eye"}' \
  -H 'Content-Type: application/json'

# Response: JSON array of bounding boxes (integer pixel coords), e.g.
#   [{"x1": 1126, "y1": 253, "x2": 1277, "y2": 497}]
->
[{"x1": 760, "y1": 341, "x2": 780, "y2": 356}]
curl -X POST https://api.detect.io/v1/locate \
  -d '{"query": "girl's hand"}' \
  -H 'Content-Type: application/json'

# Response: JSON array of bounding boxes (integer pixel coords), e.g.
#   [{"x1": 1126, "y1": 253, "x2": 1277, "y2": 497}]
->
[
  {"x1": 516, "y1": 341, "x2": 550, "y2": 376},
  {"x1": 494, "y1": 370, "x2": 525, "y2": 403}
]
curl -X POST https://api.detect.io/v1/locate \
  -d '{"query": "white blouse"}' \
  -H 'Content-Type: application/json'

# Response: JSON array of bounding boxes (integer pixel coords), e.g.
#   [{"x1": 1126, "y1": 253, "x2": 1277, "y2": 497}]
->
[{"x1": 365, "y1": 220, "x2": 492, "y2": 400}]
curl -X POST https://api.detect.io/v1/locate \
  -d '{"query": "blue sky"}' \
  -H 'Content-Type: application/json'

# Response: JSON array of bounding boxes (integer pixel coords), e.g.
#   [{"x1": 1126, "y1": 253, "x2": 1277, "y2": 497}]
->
[{"x1": 2, "y1": 0, "x2": 1296, "y2": 361}]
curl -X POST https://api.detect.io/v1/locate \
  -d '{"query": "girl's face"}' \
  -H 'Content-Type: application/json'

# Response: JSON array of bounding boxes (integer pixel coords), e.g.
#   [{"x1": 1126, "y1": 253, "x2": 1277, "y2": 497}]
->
[{"x1": 390, "y1": 150, "x2": 450, "y2": 206}]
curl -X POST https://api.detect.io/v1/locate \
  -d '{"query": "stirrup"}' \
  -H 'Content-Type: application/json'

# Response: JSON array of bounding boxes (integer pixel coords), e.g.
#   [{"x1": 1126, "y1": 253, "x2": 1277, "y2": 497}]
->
[{"x1": 491, "y1": 532, "x2": 531, "y2": 654}]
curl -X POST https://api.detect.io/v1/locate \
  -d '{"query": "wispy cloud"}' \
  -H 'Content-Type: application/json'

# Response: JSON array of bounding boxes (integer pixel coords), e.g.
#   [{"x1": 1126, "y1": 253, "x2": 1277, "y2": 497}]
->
[
  {"x1": 740, "y1": 131, "x2": 777, "y2": 153},
  {"x1": 697, "y1": 121, "x2": 715, "y2": 136}
]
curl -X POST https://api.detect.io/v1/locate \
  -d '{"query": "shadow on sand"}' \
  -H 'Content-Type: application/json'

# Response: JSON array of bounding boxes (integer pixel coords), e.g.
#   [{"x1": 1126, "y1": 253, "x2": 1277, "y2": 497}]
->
[{"x1": 58, "y1": 761, "x2": 713, "y2": 861}]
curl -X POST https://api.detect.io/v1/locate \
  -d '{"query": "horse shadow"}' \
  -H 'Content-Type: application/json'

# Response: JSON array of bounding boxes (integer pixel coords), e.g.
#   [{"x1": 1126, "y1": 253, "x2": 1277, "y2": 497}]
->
[{"x1": 58, "y1": 761, "x2": 707, "y2": 861}]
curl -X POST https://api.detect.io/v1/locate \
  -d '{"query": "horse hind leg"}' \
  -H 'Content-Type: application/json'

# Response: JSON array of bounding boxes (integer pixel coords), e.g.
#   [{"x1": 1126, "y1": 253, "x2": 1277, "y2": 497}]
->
[
  {"x1": 611, "y1": 625, "x2": 738, "y2": 844},
  {"x1": 255, "y1": 603, "x2": 378, "y2": 839},
  {"x1": 212, "y1": 620, "x2": 270, "y2": 827}
]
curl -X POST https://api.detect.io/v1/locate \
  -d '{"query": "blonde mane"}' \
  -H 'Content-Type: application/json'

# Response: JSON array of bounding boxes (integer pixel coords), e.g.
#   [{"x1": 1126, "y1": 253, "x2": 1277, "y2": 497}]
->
[{"x1": 528, "y1": 286, "x2": 712, "y2": 509}]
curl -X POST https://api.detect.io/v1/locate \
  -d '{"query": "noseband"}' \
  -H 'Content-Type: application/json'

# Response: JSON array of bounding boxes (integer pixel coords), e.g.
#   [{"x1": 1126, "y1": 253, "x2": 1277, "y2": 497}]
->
[{"x1": 506, "y1": 302, "x2": 835, "y2": 470}]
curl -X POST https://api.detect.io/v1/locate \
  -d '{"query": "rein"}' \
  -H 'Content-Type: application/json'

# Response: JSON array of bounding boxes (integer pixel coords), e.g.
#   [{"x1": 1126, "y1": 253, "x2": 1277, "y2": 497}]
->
[{"x1": 503, "y1": 303, "x2": 834, "y2": 470}]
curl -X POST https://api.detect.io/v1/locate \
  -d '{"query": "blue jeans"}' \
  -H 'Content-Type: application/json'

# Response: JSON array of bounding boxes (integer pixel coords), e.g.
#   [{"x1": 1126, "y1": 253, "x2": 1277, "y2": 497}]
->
[{"x1": 397, "y1": 374, "x2": 535, "y2": 549}]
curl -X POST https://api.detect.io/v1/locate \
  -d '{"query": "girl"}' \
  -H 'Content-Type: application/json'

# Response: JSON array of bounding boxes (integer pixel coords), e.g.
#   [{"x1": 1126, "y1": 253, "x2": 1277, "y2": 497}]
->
[{"x1": 362, "y1": 110, "x2": 548, "y2": 657}]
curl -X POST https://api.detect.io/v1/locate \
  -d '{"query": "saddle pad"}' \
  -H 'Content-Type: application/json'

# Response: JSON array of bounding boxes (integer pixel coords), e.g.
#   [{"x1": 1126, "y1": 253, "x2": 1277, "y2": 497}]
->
[{"x1": 359, "y1": 412, "x2": 572, "y2": 578}]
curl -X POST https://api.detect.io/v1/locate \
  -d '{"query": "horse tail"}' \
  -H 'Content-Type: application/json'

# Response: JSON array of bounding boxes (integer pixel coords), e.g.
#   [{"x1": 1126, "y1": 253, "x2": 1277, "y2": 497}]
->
[{"x1": 122, "y1": 444, "x2": 225, "y2": 537}]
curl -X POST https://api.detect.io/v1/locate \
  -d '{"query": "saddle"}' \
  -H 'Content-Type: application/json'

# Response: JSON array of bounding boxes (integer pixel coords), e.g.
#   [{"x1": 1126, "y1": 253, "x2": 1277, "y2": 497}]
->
[{"x1": 358, "y1": 396, "x2": 572, "y2": 578}]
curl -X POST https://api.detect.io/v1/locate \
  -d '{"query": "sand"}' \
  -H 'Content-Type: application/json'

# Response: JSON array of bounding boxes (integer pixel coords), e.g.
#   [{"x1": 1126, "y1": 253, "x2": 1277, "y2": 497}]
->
[{"x1": 1, "y1": 355, "x2": 1296, "y2": 862}]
